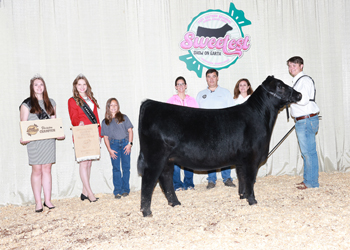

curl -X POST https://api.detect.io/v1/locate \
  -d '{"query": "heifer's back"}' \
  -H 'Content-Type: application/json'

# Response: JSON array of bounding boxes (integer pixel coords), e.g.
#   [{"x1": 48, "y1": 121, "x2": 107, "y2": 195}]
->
[{"x1": 138, "y1": 99, "x2": 263, "y2": 173}]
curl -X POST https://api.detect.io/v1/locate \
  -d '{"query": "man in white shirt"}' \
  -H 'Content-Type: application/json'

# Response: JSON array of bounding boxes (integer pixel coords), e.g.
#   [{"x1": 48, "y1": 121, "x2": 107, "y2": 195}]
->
[
  {"x1": 287, "y1": 56, "x2": 320, "y2": 189},
  {"x1": 196, "y1": 68, "x2": 235, "y2": 189}
]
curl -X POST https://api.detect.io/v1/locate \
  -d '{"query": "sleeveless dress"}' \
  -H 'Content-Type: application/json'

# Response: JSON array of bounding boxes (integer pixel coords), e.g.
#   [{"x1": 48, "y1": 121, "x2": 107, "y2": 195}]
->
[{"x1": 21, "y1": 99, "x2": 56, "y2": 165}]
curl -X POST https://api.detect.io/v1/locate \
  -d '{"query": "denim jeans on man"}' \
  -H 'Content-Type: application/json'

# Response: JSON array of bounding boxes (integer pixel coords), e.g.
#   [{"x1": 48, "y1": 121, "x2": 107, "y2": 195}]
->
[
  {"x1": 109, "y1": 138, "x2": 131, "y2": 195},
  {"x1": 207, "y1": 167, "x2": 232, "y2": 184},
  {"x1": 295, "y1": 115, "x2": 319, "y2": 188},
  {"x1": 173, "y1": 165, "x2": 194, "y2": 190}
]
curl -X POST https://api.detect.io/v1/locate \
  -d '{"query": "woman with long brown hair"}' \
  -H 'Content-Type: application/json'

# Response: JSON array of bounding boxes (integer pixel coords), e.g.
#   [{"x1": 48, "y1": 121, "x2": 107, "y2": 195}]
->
[
  {"x1": 68, "y1": 74, "x2": 102, "y2": 202},
  {"x1": 101, "y1": 98, "x2": 133, "y2": 199},
  {"x1": 233, "y1": 78, "x2": 254, "y2": 105},
  {"x1": 20, "y1": 75, "x2": 64, "y2": 212}
]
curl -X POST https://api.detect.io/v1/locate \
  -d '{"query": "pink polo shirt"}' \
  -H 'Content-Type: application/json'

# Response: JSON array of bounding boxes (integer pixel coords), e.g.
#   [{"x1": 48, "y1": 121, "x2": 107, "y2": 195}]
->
[{"x1": 166, "y1": 94, "x2": 199, "y2": 108}]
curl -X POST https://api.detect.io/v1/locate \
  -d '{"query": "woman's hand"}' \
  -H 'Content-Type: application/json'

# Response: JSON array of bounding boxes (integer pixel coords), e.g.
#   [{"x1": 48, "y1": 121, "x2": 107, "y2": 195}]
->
[
  {"x1": 109, "y1": 149, "x2": 118, "y2": 160},
  {"x1": 57, "y1": 135, "x2": 65, "y2": 140},
  {"x1": 124, "y1": 144, "x2": 132, "y2": 155},
  {"x1": 20, "y1": 105, "x2": 30, "y2": 145},
  {"x1": 20, "y1": 138, "x2": 30, "y2": 145}
]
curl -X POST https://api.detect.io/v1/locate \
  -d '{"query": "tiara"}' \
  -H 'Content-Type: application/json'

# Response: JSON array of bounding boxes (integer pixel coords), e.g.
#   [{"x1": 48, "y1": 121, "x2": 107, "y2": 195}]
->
[
  {"x1": 31, "y1": 73, "x2": 42, "y2": 80},
  {"x1": 77, "y1": 73, "x2": 85, "y2": 78}
]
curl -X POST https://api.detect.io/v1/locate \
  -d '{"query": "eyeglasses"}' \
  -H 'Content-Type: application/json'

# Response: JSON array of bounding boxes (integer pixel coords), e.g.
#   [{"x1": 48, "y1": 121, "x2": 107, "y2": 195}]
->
[{"x1": 177, "y1": 83, "x2": 186, "y2": 87}]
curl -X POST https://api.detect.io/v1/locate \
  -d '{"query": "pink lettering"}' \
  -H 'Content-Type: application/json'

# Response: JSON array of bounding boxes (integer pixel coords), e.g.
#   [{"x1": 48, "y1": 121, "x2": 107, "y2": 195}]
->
[
  {"x1": 227, "y1": 38, "x2": 237, "y2": 50},
  {"x1": 207, "y1": 38, "x2": 216, "y2": 49},
  {"x1": 222, "y1": 35, "x2": 251, "y2": 57},
  {"x1": 193, "y1": 36, "x2": 210, "y2": 49},
  {"x1": 215, "y1": 37, "x2": 225, "y2": 49},
  {"x1": 180, "y1": 32, "x2": 251, "y2": 57},
  {"x1": 241, "y1": 36, "x2": 250, "y2": 50},
  {"x1": 180, "y1": 32, "x2": 195, "y2": 50}
]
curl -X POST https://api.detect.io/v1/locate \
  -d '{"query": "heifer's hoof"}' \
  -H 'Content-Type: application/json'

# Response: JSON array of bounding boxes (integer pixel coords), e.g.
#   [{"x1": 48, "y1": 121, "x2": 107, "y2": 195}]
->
[
  {"x1": 141, "y1": 209, "x2": 153, "y2": 217},
  {"x1": 169, "y1": 201, "x2": 181, "y2": 207},
  {"x1": 142, "y1": 211, "x2": 153, "y2": 217},
  {"x1": 240, "y1": 193, "x2": 249, "y2": 199},
  {"x1": 248, "y1": 198, "x2": 258, "y2": 205}
]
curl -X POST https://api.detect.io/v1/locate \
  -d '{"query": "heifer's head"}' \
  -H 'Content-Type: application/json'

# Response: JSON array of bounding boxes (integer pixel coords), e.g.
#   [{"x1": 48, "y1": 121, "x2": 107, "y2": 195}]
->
[{"x1": 261, "y1": 76, "x2": 302, "y2": 107}]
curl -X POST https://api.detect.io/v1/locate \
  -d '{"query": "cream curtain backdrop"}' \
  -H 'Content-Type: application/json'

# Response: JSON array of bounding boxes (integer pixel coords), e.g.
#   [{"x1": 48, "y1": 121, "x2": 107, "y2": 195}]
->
[{"x1": 0, "y1": 0, "x2": 349, "y2": 205}]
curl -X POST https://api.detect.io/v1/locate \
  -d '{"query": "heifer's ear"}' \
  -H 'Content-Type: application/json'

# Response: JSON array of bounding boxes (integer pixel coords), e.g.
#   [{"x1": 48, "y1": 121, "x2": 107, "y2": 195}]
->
[{"x1": 266, "y1": 75, "x2": 275, "y2": 81}]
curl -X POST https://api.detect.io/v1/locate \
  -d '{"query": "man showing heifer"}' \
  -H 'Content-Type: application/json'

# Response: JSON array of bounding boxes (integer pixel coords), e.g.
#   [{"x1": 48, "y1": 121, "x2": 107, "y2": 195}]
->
[
  {"x1": 287, "y1": 56, "x2": 320, "y2": 189},
  {"x1": 196, "y1": 68, "x2": 235, "y2": 189}
]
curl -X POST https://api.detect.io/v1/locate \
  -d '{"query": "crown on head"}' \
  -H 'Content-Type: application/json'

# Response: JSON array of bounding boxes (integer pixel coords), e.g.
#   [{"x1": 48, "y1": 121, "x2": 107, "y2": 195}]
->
[{"x1": 31, "y1": 73, "x2": 42, "y2": 81}]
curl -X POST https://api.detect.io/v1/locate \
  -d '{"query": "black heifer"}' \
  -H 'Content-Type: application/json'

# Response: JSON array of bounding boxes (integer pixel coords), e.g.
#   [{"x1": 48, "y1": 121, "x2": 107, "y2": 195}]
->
[{"x1": 137, "y1": 76, "x2": 301, "y2": 217}]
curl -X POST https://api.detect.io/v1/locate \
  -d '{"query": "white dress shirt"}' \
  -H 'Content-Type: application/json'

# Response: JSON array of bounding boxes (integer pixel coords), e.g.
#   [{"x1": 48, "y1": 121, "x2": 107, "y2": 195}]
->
[
  {"x1": 234, "y1": 94, "x2": 250, "y2": 105},
  {"x1": 290, "y1": 72, "x2": 320, "y2": 118}
]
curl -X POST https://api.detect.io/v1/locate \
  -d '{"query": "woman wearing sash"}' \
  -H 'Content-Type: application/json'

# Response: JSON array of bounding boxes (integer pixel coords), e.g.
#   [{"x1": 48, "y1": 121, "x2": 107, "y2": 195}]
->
[
  {"x1": 20, "y1": 75, "x2": 64, "y2": 212},
  {"x1": 68, "y1": 74, "x2": 102, "y2": 203}
]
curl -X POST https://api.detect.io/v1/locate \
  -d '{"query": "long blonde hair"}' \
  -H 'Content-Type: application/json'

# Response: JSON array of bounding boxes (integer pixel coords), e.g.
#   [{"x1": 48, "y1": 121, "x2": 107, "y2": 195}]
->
[{"x1": 72, "y1": 74, "x2": 99, "y2": 108}]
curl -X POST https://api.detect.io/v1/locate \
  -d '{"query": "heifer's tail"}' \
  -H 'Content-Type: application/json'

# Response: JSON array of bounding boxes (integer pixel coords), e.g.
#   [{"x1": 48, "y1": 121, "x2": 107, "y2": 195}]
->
[
  {"x1": 137, "y1": 100, "x2": 148, "y2": 176},
  {"x1": 138, "y1": 100, "x2": 149, "y2": 135},
  {"x1": 137, "y1": 151, "x2": 147, "y2": 176}
]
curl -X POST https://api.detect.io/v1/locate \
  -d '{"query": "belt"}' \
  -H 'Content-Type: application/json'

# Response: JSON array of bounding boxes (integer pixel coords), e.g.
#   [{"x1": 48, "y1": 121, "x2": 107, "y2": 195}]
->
[{"x1": 295, "y1": 113, "x2": 318, "y2": 121}]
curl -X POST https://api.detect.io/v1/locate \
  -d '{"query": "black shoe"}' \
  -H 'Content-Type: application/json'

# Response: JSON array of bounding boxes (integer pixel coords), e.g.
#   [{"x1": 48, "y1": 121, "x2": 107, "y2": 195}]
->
[
  {"x1": 35, "y1": 208, "x2": 43, "y2": 213},
  {"x1": 88, "y1": 197, "x2": 98, "y2": 202},
  {"x1": 43, "y1": 202, "x2": 55, "y2": 209},
  {"x1": 224, "y1": 179, "x2": 236, "y2": 187},
  {"x1": 121, "y1": 193, "x2": 129, "y2": 197},
  {"x1": 80, "y1": 193, "x2": 88, "y2": 201},
  {"x1": 207, "y1": 182, "x2": 216, "y2": 189},
  {"x1": 115, "y1": 194, "x2": 121, "y2": 199},
  {"x1": 82, "y1": 193, "x2": 99, "y2": 201}
]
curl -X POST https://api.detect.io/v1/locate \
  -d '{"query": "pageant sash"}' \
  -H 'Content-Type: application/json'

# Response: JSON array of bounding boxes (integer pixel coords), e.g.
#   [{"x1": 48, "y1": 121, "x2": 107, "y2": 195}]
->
[
  {"x1": 80, "y1": 100, "x2": 98, "y2": 124},
  {"x1": 20, "y1": 97, "x2": 50, "y2": 120}
]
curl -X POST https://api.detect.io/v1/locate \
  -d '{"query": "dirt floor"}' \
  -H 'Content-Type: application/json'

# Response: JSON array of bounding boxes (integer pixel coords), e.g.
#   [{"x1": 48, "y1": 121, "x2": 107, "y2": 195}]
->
[{"x1": 1, "y1": 171, "x2": 350, "y2": 250}]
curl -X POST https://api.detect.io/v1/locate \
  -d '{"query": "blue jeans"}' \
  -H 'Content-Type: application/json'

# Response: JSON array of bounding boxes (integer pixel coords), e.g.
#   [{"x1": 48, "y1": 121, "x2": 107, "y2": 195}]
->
[
  {"x1": 109, "y1": 138, "x2": 131, "y2": 195},
  {"x1": 295, "y1": 115, "x2": 319, "y2": 188},
  {"x1": 173, "y1": 165, "x2": 194, "y2": 190},
  {"x1": 207, "y1": 167, "x2": 232, "y2": 184}
]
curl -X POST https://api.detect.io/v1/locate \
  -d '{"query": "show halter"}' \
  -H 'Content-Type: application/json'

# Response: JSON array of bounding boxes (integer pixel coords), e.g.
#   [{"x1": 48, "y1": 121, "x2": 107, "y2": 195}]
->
[
  {"x1": 262, "y1": 80, "x2": 319, "y2": 158},
  {"x1": 260, "y1": 84, "x2": 292, "y2": 120}
]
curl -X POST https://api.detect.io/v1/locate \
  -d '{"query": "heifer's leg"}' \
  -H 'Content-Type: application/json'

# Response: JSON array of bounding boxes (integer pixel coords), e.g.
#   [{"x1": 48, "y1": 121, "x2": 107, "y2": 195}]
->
[
  {"x1": 140, "y1": 169, "x2": 159, "y2": 217},
  {"x1": 236, "y1": 163, "x2": 258, "y2": 205},
  {"x1": 158, "y1": 162, "x2": 181, "y2": 207},
  {"x1": 139, "y1": 153, "x2": 165, "y2": 217},
  {"x1": 235, "y1": 166, "x2": 246, "y2": 199},
  {"x1": 141, "y1": 167, "x2": 169, "y2": 217},
  {"x1": 243, "y1": 164, "x2": 258, "y2": 205}
]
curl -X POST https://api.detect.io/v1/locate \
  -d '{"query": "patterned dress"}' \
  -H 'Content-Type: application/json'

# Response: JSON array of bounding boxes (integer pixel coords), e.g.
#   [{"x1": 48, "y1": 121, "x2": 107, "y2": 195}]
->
[{"x1": 21, "y1": 99, "x2": 56, "y2": 165}]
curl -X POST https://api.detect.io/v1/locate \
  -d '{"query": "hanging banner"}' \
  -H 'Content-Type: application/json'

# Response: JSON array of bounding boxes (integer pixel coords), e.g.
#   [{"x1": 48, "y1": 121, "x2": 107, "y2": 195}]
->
[
  {"x1": 179, "y1": 3, "x2": 251, "y2": 77},
  {"x1": 72, "y1": 124, "x2": 100, "y2": 162}
]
